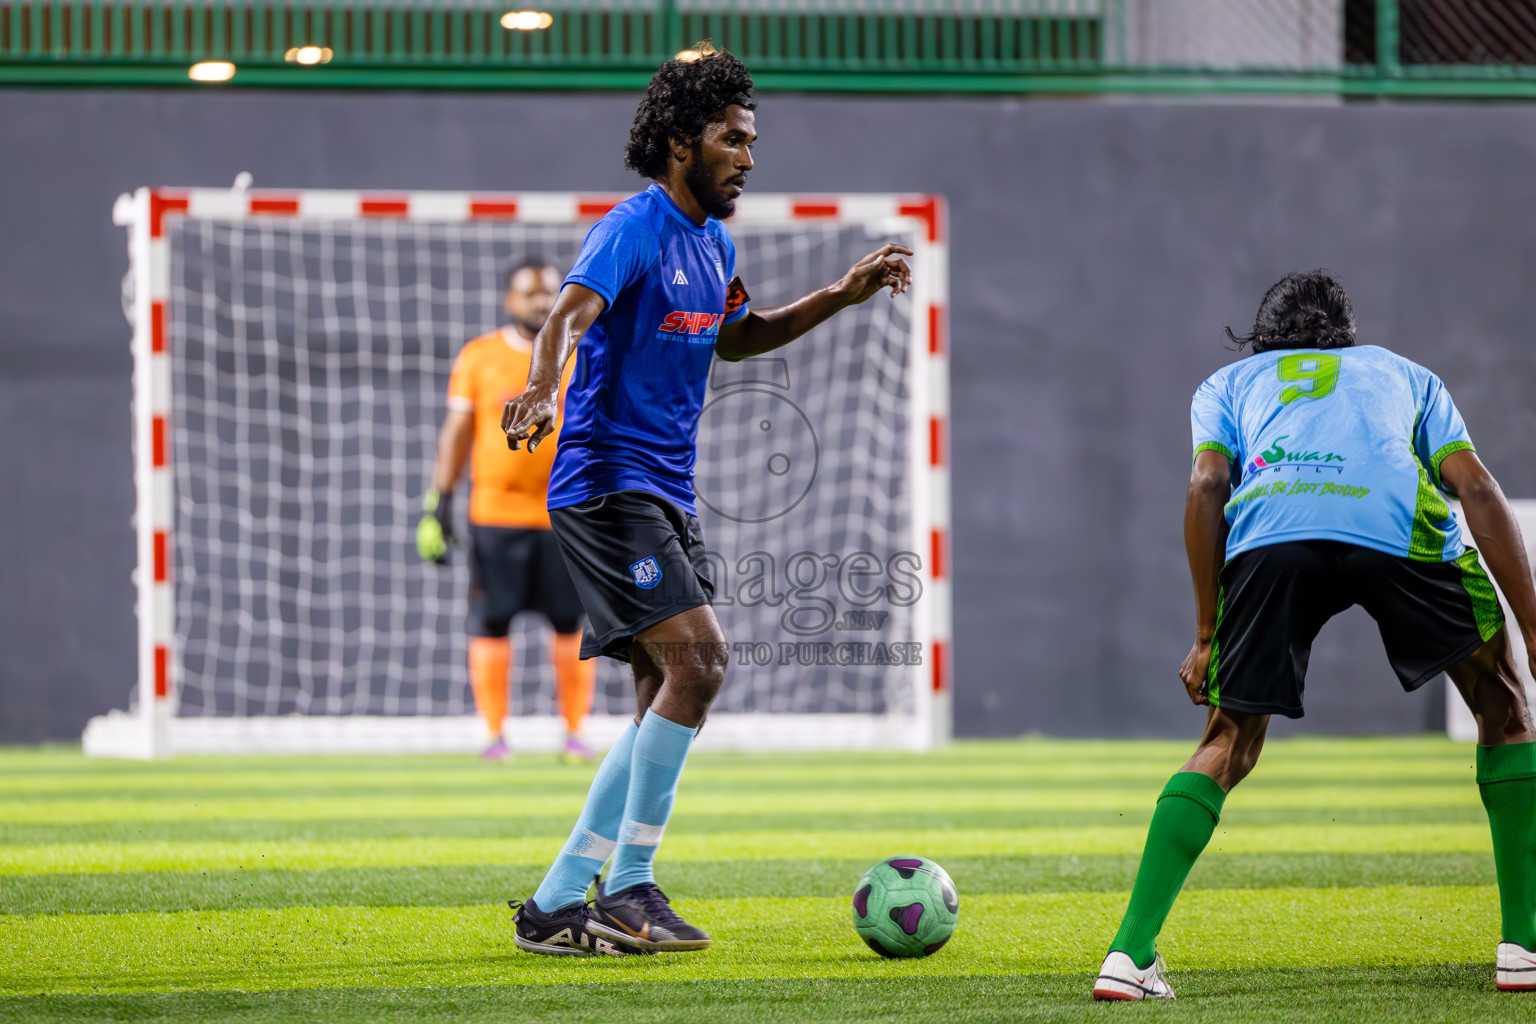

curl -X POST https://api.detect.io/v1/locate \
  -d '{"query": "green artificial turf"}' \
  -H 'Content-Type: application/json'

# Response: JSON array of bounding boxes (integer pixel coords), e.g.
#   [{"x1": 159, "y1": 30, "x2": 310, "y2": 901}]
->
[
  {"x1": 0, "y1": 852, "x2": 1498, "y2": 916},
  {"x1": 0, "y1": 968, "x2": 1527, "y2": 1024},
  {"x1": 0, "y1": 738, "x2": 1516, "y2": 1022}
]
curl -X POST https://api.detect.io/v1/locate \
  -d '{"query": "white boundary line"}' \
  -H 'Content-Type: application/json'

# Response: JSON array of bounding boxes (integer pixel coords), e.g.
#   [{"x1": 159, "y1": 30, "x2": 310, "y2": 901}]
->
[{"x1": 82, "y1": 712, "x2": 924, "y2": 758}]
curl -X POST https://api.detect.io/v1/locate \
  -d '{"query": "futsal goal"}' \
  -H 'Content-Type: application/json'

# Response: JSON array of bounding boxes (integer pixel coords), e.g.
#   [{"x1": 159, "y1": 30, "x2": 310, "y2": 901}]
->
[{"x1": 86, "y1": 185, "x2": 950, "y2": 757}]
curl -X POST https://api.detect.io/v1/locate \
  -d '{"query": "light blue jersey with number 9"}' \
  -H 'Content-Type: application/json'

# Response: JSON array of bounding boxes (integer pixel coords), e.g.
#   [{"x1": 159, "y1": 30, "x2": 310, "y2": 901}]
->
[{"x1": 1190, "y1": 345, "x2": 1476, "y2": 562}]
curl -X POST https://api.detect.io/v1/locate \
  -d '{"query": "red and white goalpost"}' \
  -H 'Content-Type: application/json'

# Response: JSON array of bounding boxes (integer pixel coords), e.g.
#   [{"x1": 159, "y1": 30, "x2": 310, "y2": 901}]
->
[{"x1": 88, "y1": 184, "x2": 950, "y2": 758}]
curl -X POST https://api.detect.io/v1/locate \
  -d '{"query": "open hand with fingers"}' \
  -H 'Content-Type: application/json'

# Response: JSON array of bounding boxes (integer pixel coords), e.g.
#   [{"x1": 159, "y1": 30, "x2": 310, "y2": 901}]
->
[
  {"x1": 501, "y1": 384, "x2": 560, "y2": 453},
  {"x1": 836, "y1": 243, "x2": 914, "y2": 305}
]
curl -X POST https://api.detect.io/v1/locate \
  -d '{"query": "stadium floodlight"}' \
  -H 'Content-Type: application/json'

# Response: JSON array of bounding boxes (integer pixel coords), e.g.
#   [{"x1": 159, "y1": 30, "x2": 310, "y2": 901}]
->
[
  {"x1": 283, "y1": 46, "x2": 334, "y2": 65},
  {"x1": 187, "y1": 62, "x2": 235, "y2": 82},
  {"x1": 90, "y1": 187, "x2": 950, "y2": 758},
  {"x1": 500, "y1": 11, "x2": 553, "y2": 30}
]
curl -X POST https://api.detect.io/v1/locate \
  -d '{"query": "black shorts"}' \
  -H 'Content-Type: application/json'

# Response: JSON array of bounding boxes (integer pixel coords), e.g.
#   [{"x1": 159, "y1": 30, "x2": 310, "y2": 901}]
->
[
  {"x1": 1208, "y1": 540, "x2": 1505, "y2": 719},
  {"x1": 548, "y1": 490, "x2": 715, "y2": 663},
  {"x1": 467, "y1": 525, "x2": 586, "y2": 637}
]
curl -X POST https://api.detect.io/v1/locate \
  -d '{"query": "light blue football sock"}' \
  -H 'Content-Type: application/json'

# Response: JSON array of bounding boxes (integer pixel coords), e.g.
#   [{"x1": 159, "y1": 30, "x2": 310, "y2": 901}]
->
[
  {"x1": 530, "y1": 720, "x2": 639, "y2": 911},
  {"x1": 604, "y1": 709, "x2": 696, "y2": 893}
]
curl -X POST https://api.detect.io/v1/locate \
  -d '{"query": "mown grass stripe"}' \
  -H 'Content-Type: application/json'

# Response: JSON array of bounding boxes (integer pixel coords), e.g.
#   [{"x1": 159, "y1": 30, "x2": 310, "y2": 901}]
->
[
  {"x1": 0, "y1": 754, "x2": 1476, "y2": 796},
  {"x1": 0, "y1": 853, "x2": 1498, "y2": 916},
  {"x1": 0, "y1": 887, "x2": 1499, "y2": 995},
  {"x1": 0, "y1": 824, "x2": 1494, "y2": 876},
  {"x1": 0, "y1": 784, "x2": 1484, "y2": 825},
  {"x1": 0, "y1": 736, "x2": 1476, "y2": 778},
  {"x1": 0, "y1": 803, "x2": 1491, "y2": 847},
  {"x1": 0, "y1": 733, "x2": 1467, "y2": 758}
]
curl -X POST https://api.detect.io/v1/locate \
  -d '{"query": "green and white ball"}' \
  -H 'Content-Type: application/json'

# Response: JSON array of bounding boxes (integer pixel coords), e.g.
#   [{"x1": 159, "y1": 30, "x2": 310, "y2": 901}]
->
[{"x1": 851, "y1": 855, "x2": 959, "y2": 958}]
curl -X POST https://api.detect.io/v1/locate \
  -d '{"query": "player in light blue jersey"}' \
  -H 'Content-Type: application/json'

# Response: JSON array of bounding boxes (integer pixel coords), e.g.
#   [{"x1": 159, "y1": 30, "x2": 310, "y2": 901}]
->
[
  {"x1": 500, "y1": 46, "x2": 912, "y2": 956},
  {"x1": 1095, "y1": 270, "x2": 1536, "y2": 999}
]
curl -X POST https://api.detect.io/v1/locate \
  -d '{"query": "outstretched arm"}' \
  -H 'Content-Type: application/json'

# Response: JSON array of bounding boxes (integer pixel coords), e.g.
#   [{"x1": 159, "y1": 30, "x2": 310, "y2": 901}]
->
[
  {"x1": 416, "y1": 407, "x2": 473, "y2": 563},
  {"x1": 1179, "y1": 449, "x2": 1233, "y2": 705},
  {"x1": 714, "y1": 243, "x2": 913, "y2": 363},
  {"x1": 501, "y1": 283, "x2": 606, "y2": 452},
  {"x1": 1441, "y1": 450, "x2": 1536, "y2": 672},
  {"x1": 430, "y1": 409, "x2": 474, "y2": 496}
]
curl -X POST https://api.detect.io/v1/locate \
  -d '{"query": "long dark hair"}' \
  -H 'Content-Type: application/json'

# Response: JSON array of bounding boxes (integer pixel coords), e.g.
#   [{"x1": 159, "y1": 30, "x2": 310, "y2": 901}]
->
[{"x1": 1226, "y1": 269, "x2": 1357, "y2": 352}]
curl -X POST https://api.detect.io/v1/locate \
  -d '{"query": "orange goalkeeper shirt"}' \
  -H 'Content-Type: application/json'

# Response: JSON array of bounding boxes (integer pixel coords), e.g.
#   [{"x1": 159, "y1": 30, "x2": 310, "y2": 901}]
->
[{"x1": 447, "y1": 328, "x2": 574, "y2": 529}]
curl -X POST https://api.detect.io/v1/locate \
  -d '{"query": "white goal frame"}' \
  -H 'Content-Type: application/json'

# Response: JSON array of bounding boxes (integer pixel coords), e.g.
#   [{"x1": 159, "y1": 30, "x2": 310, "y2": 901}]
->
[{"x1": 87, "y1": 185, "x2": 951, "y2": 758}]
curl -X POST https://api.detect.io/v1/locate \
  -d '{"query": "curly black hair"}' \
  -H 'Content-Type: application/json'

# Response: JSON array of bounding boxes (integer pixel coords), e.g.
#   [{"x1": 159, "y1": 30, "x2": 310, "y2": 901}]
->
[
  {"x1": 625, "y1": 45, "x2": 756, "y2": 180},
  {"x1": 1226, "y1": 269, "x2": 1357, "y2": 353}
]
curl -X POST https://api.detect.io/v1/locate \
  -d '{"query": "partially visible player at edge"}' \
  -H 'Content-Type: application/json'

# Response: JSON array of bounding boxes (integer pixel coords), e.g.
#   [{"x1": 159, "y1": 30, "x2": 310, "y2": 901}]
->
[
  {"x1": 417, "y1": 259, "x2": 597, "y2": 763},
  {"x1": 500, "y1": 46, "x2": 912, "y2": 956},
  {"x1": 1094, "y1": 270, "x2": 1536, "y2": 1000}
]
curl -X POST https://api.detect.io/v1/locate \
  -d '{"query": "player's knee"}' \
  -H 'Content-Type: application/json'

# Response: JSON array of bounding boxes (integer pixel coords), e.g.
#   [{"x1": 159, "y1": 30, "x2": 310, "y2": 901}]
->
[
  {"x1": 1195, "y1": 710, "x2": 1266, "y2": 789},
  {"x1": 1229, "y1": 742, "x2": 1262, "y2": 786},
  {"x1": 1453, "y1": 635, "x2": 1532, "y2": 741},
  {"x1": 1471, "y1": 667, "x2": 1532, "y2": 741},
  {"x1": 679, "y1": 658, "x2": 727, "y2": 703}
]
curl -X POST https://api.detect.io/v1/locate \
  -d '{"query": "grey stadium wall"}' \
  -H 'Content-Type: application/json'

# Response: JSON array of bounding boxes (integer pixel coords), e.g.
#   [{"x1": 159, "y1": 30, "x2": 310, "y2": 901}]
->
[{"x1": 2, "y1": 90, "x2": 1535, "y2": 743}]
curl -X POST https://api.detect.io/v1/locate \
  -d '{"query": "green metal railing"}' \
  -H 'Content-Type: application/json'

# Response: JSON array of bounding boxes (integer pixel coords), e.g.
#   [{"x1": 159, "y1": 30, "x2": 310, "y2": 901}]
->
[{"x1": 5, "y1": 0, "x2": 1536, "y2": 97}]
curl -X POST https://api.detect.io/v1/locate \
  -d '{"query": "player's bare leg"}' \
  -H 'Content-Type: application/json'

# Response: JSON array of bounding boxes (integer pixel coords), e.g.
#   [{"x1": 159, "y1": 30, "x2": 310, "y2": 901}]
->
[
  {"x1": 635, "y1": 604, "x2": 727, "y2": 728},
  {"x1": 629, "y1": 637, "x2": 666, "y2": 723},
  {"x1": 588, "y1": 605, "x2": 725, "y2": 951},
  {"x1": 1448, "y1": 631, "x2": 1536, "y2": 990},
  {"x1": 1177, "y1": 705, "x2": 1270, "y2": 790},
  {"x1": 1095, "y1": 707, "x2": 1269, "y2": 1000},
  {"x1": 1450, "y1": 630, "x2": 1535, "y2": 746}
]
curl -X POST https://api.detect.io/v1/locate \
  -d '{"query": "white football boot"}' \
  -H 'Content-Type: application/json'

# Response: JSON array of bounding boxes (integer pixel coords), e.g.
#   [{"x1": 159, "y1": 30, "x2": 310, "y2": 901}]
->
[
  {"x1": 1093, "y1": 950, "x2": 1175, "y2": 1001},
  {"x1": 1497, "y1": 942, "x2": 1536, "y2": 991}
]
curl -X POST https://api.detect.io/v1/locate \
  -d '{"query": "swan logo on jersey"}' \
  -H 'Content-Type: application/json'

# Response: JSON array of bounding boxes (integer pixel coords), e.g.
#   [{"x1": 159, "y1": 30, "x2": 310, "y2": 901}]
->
[
  {"x1": 630, "y1": 556, "x2": 663, "y2": 589},
  {"x1": 658, "y1": 311, "x2": 726, "y2": 336},
  {"x1": 1247, "y1": 435, "x2": 1347, "y2": 476}
]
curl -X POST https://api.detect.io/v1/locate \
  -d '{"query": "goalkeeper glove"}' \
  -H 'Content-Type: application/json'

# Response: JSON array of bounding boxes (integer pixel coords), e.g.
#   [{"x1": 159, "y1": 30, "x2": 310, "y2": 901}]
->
[{"x1": 417, "y1": 488, "x2": 456, "y2": 564}]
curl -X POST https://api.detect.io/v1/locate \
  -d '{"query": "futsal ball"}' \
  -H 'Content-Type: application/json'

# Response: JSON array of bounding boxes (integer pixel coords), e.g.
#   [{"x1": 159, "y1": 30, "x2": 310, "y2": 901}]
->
[{"x1": 851, "y1": 855, "x2": 959, "y2": 958}]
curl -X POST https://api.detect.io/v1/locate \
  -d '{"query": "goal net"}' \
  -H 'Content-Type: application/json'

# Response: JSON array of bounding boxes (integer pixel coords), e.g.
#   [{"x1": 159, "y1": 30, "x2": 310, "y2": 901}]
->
[{"x1": 87, "y1": 187, "x2": 949, "y2": 757}]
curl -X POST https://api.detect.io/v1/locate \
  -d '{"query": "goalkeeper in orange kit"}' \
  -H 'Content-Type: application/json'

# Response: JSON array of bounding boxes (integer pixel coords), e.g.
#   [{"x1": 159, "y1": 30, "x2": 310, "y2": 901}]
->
[{"x1": 417, "y1": 258, "x2": 595, "y2": 761}]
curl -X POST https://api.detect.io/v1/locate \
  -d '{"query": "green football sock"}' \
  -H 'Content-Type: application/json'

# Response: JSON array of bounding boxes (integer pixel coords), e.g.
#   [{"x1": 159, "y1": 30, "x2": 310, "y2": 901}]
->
[
  {"x1": 1109, "y1": 771, "x2": 1227, "y2": 970},
  {"x1": 1477, "y1": 741, "x2": 1536, "y2": 950}
]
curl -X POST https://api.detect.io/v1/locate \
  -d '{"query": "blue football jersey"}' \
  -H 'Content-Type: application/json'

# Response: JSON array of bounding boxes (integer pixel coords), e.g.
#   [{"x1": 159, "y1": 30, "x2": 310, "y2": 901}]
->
[
  {"x1": 1190, "y1": 345, "x2": 1476, "y2": 562},
  {"x1": 548, "y1": 184, "x2": 749, "y2": 513}
]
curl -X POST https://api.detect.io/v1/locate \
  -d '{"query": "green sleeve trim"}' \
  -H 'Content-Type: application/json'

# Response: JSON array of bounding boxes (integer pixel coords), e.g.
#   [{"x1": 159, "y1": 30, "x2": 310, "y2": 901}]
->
[
  {"x1": 1193, "y1": 441, "x2": 1236, "y2": 464},
  {"x1": 1158, "y1": 771, "x2": 1227, "y2": 823},
  {"x1": 1409, "y1": 441, "x2": 1454, "y2": 562},
  {"x1": 1477, "y1": 741, "x2": 1536, "y2": 785},
  {"x1": 1431, "y1": 441, "x2": 1476, "y2": 490}
]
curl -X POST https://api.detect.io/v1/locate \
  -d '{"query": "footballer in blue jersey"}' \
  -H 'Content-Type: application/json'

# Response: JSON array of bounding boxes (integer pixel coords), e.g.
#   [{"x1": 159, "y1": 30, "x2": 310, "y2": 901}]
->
[
  {"x1": 500, "y1": 46, "x2": 913, "y2": 956},
  {"x1": 1094, "y1": 270, "x2": 1536, "y2": 1001}
]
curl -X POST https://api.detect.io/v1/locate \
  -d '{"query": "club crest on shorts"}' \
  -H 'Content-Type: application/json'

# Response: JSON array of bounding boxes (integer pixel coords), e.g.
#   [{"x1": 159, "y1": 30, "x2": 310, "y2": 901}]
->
[{"x1": 629, "y1": 555, "x2": 663, "y2": 589}]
